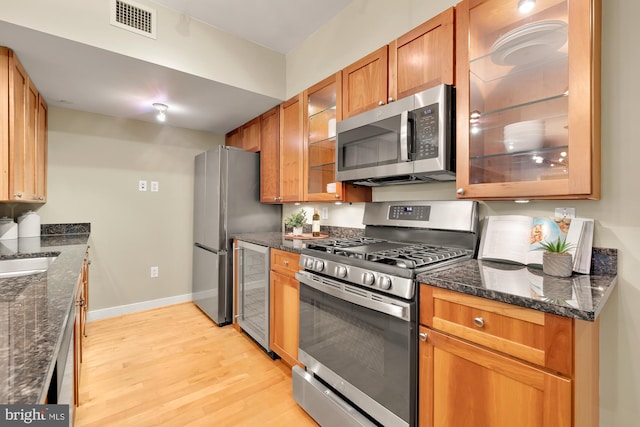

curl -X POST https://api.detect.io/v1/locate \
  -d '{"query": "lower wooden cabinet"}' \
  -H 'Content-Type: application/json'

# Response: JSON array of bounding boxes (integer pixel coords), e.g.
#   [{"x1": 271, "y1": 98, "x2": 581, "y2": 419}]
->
[
  {"x1": 73, "y1": 249, "x2": 90, "y2": 410},
  {"x1": 419, "y1": 326, "x2": 571, "y2": 427},
  {"x1": 269, "y1": 249, "x2": 301, "y2": 367},
  {"x1": 419, "y1": 285, "x2": 599, "y2": 427}
]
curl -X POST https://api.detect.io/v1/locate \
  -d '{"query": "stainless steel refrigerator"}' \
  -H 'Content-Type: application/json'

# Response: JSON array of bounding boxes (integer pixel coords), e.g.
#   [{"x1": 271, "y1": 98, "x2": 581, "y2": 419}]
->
[{"x1": 192, "y1": 146, "x2": 281, "y2": 326}]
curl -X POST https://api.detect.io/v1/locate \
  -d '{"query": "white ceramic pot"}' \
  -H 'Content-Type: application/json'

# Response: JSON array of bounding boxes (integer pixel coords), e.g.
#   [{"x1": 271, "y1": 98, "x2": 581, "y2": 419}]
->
[{"x1": 292, "y1": 226, "x2": 303, "y2": 236}]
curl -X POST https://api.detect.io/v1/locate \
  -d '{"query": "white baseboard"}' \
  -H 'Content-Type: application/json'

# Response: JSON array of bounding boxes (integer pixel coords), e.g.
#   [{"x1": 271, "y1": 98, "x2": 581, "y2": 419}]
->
[{"x1": 87, "y1": 293, "x2": 193, "y2": 322}]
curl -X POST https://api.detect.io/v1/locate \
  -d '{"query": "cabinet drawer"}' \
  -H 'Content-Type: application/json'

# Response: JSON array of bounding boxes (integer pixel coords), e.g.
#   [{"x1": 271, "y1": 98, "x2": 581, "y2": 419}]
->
[
  {"x1": 420, "y1": 285, "x2": 572, "y2": 375},
  {"x1": 271, "y1": 249, "x2": 301, "y2": 276}
]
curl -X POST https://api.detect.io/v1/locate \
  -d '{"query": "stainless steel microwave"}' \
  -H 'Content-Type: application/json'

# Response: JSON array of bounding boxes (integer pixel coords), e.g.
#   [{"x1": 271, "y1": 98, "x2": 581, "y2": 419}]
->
[{"x1": 336, "y1": 84, "x2": 455, "y2": 186}]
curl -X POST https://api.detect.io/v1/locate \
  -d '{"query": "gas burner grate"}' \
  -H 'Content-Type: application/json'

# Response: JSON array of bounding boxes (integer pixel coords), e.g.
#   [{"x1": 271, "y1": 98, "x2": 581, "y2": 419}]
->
[
  {"x1": 306, "y1": 237, "x2": 386, "y2": 252},
  {"x1": 367, "y1": 244, "x2": 468, "y2": 268}
]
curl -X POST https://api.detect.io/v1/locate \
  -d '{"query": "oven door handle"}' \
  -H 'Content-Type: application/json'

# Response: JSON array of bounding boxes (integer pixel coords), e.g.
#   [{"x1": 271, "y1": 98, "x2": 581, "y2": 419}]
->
[{"x1": 296, "y1": 272, "x2": 410, "y2": 321}]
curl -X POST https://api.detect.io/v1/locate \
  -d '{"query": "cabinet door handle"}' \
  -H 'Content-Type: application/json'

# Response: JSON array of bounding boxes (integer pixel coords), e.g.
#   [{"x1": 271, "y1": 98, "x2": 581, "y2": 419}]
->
[
  {"x1": 473, "y1": 317, "x2": 485, "y2": 328},
  {"x1": 388, "y1": 97, "x2": 395, "y2": 103},
  {"x1": 14, "y1": 193, "x2": 22, "y2": 198},
  {"x1": 378, "y1": 100, "x2": 385, "y2": 106},
  {"x1": 284, "y1": 260, "x2": 289, "y2": 266},
  {"x1": 457, "y1": 188, "x2": 465, "y2": 195},
  {"x1": 419, "y1": 332, "x2": 428, "y2": 342}
]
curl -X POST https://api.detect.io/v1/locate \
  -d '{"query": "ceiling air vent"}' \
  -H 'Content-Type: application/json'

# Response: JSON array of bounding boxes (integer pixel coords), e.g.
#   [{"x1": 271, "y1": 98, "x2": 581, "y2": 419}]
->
[{"x1": 110, "y1": 0, "x2": 157, "y2": 39}]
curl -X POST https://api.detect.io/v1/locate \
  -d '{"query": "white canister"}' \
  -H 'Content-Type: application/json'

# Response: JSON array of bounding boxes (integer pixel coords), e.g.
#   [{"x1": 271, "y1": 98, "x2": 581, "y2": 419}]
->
[
  {"x1": 0, "y1": 217, "x2": 18, "y2": 240},
  {"x1": 18, "y1": 211, "x2": 41, "y2": 238},
  {"x1": 328, "y1": 118, "x2": 337, "y2": 138}
]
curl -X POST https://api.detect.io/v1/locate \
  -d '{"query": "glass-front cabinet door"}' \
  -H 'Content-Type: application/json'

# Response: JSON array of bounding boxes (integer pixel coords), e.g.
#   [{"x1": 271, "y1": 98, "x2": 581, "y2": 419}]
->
[
  {"x1": 455, "y1": 0, "x2": 601, "y2": 200},
  {"x1": 304, "y1": 73, "x2": 343, "y2": 202}
]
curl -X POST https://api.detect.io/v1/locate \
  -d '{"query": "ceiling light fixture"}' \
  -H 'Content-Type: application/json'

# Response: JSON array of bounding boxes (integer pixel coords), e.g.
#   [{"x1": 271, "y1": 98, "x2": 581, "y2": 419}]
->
[
  {"x1": 153, "y1": 103, "x2": 168, "y2": 122},
  {"x1": 518, "y1": 0, "x2": 536, "y2": 14}
]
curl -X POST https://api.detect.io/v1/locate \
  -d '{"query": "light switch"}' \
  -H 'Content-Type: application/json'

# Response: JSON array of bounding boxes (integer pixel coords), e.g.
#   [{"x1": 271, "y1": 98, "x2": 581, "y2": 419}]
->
[{"x1": 151, "y1": 181, "x2": 159, "y2": 192}]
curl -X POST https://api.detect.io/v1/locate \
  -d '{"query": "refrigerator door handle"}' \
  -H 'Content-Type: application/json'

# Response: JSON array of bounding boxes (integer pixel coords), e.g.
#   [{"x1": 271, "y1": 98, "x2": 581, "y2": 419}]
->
[{"x1": 195, "y1": 243, "x2": 227, "y2": 256}]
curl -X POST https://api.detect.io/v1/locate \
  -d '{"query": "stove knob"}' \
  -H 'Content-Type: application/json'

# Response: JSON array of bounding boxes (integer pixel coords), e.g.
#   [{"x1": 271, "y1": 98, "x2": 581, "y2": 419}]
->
[
  {"x1": 313, "y1": 260, "x2": 325, "y2": 272},
  {"x1": 303, "y1": 257, "x2": 314, "y2": 269},
  {"x1": 335, "y1": 265, "x2": 347, "y2": 278},
  {"x1": 362, "y1": 272, "x2": 375, "y2": 286},
  {"x1": 378, "y1": 276, "x2": 392, "y2": 290}
]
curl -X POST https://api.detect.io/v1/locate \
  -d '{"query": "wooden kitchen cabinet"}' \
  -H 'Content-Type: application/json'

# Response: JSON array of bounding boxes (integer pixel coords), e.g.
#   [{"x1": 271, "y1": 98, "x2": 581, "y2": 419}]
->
[
  {"x1": 390, "y1": 7, "x2": 455, "y2": 102},
  {"x1": 269, "y1": 249, "x2": 301, "y2": 367},
  {"x1": 419, "y1": 285, "x2": 599, "y2": 427},
  {"x1": 1, "y1": 47, "x2": 48, "y2": 202},
  {"x1": 225, "y1": 127, "x2": 241, "y2": 150},
  {"x1": 342, "y1": 46, "x2": 389, "y2": 119},
  {"x1": 73, "y1": 249, "x2": 90, "y2": 409},
  {"x1": 455, "y1": 0, "x2": 601, "y2": 200},
  {"x1": 280, "y1": 94, "x2": 304, "y2": 203},
  {"x1": 259, "y1": 106, "x2": 281, "y2": 203},
  {"x1": 342, "y1": 8, "x2": 455, "y2": 119},
  {"x1": 73, "y1": 274, "x2": 83, "y2": 408},
  {"x1": 225, "y1": 116, "x2": 261, "y2": 153},
  {"x1": 420, "y1": 326, "x2": 571, "y2": 427},
  {"x1": 303, "y1": 73, "x2": 371, "y2": 203}
]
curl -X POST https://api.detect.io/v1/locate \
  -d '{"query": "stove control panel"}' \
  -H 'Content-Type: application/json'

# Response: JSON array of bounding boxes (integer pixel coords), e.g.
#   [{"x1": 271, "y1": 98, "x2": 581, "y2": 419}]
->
[
  {"x1": 389, "y1": 205, "x2": 431, "y2": 221},
  {"x1": 298, "y1": 253, "x2": 414, "y2": 300}
]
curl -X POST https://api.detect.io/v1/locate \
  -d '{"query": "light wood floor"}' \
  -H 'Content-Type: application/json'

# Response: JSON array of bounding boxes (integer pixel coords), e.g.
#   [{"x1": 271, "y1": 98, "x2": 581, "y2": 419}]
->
[{"x1": 75, "y1": 302, "x2": 318, "y2": 427}]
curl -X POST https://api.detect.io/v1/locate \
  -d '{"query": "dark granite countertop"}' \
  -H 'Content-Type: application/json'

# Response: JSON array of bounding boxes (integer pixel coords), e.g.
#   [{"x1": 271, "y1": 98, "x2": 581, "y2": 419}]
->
[
  {"x1": 234, "y1": 228, "x2": 365, "y2": 253},
  {"x1": 0, "y1": 233, "x2": 90, "y2": 404},
  {"x1": 417, "y1": 252, "x2": 617, "y2": 321},
  {"x1": 234, "y1": 232, "x2": 307, "y2": 253},
  {"x1": 235, "y1": 232, "x2": 617, "y2": 321}
]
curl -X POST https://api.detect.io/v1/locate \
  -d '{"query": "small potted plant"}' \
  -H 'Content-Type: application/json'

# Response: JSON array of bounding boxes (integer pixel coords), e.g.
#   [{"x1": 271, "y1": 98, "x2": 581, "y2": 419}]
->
[
  {"x1": 538, "y1": 237, "x2": 575, "y2": 277},
  {"x1": 284, "y1": 209, "x2": 307, "y2": 236}
]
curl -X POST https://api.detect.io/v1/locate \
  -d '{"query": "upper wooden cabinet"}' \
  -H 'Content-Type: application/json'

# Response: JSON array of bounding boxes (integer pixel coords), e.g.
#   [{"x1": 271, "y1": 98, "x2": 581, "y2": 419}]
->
[
  {"x1": 259, "y1": 106, "x2": 281, "y2": 203},
  {"x1": 225, "y1": 116, "x2": 261, "y2": 152},
  {"x1": 303, "y1": 73, "x2": 371, "y2": 203},
  {"x1": 455, "y1": 0, "x2": 601, "y2": 200},
  {"x1": 390, "y1": 7, "x2": 455, "y2": 101},
  {"x1": 280, "y1": 94, "x2": 305, "y2": 203},
  {"x1": 1, "y1": 47, "x2": 47, "y2": 203},
  {"x1": 342, "y1": 8, "x2": 455, "y2": 119},
  {"x1": 342, "y1": 46, "x2": 389, "y2": 120}
]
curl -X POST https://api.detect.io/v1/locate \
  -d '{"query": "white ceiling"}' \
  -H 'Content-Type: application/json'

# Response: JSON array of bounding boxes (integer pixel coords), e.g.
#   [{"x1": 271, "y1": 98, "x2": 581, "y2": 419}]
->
[{"x1": 0, "y1": 0, "x2": 352, "y2": 134}]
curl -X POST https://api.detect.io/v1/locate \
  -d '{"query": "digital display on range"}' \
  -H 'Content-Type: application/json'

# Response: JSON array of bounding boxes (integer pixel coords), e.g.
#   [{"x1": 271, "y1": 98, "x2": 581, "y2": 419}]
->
[{"x1": 389, "y1": 205, "x2": 431, "y2": 221}]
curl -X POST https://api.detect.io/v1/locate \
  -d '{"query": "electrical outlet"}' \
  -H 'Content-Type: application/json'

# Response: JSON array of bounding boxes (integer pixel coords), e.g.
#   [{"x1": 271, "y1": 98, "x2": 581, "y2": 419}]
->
[
  {"x1": 139, "y1": 180, "x2": 147, "y2": 192},
  {"x1": 321, "y1": 207, "x2": 329, "y2": 220},
  {"x1": 151, "y1": 181, "x2": 159, "y2": 192},
  {"x1": 150, "y1": 266, "x2": 159, "y2": 277},
  {"x1": 554, "y1": 207, "x2": 576, "y2": 219}
]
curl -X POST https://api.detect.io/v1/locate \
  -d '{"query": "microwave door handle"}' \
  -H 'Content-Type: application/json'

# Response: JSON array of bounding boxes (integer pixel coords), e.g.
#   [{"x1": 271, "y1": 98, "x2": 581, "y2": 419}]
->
[{"x1": 399, "y1": 110, "x2": 410, "y2": 162}]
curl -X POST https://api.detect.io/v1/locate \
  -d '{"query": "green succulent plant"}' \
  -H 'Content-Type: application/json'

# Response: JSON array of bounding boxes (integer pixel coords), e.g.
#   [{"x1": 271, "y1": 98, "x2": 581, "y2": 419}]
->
[
  {"x1": 284, "y1": 209, "x2": 307, "y2": 228},
  {"x1": 537, "y1": 237, "x2": 575, "y2": 254}
]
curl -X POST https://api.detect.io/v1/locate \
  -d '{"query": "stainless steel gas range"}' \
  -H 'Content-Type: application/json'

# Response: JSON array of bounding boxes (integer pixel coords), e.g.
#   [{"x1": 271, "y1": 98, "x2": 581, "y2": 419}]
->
[{"x1": 292, "y1": 200, "x2": 479, "y2": 427}]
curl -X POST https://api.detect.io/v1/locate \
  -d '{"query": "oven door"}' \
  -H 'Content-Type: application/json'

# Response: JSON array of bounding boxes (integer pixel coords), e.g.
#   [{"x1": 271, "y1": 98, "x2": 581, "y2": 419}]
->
[{"x1": 295, "y1": 271, "x2": 417, "y2": 427}]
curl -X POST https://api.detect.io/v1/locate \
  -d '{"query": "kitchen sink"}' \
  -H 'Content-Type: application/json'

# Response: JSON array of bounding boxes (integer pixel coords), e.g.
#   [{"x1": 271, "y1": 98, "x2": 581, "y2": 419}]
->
[{"x1": 0, "y1": 255, "x2": 59, "y2": 278}]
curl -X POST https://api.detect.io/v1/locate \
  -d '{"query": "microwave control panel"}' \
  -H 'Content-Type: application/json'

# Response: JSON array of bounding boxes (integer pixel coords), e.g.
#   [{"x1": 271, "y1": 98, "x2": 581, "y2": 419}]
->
[{"x1": 413, "y1": 102, "x2": 439, "y2": 160}]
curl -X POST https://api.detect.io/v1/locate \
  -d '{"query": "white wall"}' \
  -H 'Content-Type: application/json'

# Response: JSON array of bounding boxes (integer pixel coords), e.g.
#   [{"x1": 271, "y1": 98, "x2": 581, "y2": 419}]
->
[
  {"x1": 36, "y1": 107, "x2": 221, "y2": 311},
  {"x1": 287, "y1": 0, "x2": 640, "y2": 425}
]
